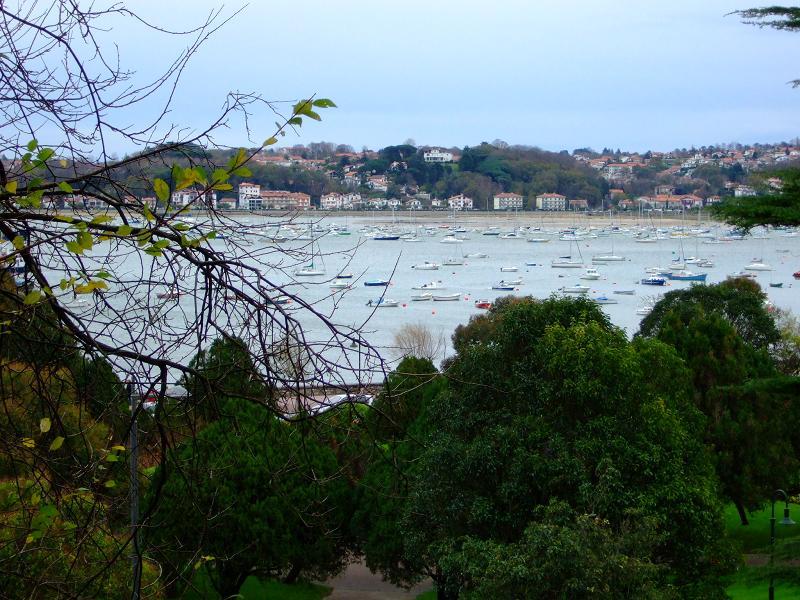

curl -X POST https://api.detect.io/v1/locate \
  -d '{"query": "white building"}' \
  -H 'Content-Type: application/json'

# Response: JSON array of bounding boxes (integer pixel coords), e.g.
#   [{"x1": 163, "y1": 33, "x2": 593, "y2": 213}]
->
[
  {"x1": 423, "y1": 149, "x2": 454, "y2": 163},
  {"x1": 734, "y1": 185, "x2": 758, "y2": 198},
  {"x1": 535, "y1": 193, "x2": 566, "y2": 211},
  {"x1": 493, "y1": 192, "x2": 523, "y2": 211},
  {"x1": 171, "y1": 188, "x2": 217, "y2": 209},
  {"x1": 238, "y1": 182, "x2": 261, "y2": 209},
  {"x1": 321, "y1": 193, "x2": 344, "y2": 210},
  {"x1": 448, "y1": 193, "x2": 473, "y2": 210},
  {"x1": 321, "y1": 192, "x2": 362, "y2": 210}
]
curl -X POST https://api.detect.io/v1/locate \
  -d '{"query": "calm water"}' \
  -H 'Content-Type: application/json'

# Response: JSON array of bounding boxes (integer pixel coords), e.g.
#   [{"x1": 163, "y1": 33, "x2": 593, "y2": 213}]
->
[
  {"x1": 251, "y1": 218, "x2": 800, "y2": 364},
  {"x1": 49, "y1": 215, "x2": 800, "y2": 380}
]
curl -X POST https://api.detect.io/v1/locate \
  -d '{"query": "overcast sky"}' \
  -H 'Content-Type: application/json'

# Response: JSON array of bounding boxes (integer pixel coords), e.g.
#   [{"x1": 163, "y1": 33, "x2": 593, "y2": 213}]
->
[{"x1": 105, "y1": 0, "x2": 800, "y2": 153}]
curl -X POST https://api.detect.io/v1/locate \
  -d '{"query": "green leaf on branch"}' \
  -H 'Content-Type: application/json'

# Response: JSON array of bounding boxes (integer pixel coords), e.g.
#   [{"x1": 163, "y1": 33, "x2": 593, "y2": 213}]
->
[
  {"x1": 58, "y1": 181, "x2": 74, "y2": 193},
  {"x1": 104, "y1": 480, "x2": 116, "y2": 488},
  {"x1": 312, "y1": 98, "x2": 337, "y2": 108},
  {"x1": 39, "y1": 417, "x2": 51, "y2": 433},
  {"x1": 65, "y1": 241, "x2": 83, "y2": 255},
  {"x1": 23, "y1": 290, "x2": 42, "y2": 304},
  {"x1": 90, "y1": 214, "x2": 112, "y2": 224},
  {"x1": 26, "y1": 139, "x2": 38, "y2": 152},
  {"x1": 4, "y1": 181, "x2": 17, "y2": 194},
  {"x1": 36, "y1": 148, "x2": 55, "y2": 163},
  {"x1": 76, "y1": 231, "x2": 93, "y2": 250},
  {"x1": 143, "y1": 205, "x2": 155, "y2": 222},
  {"x1": 116, "y1": 224, "x2": 132, "y2": 237},
  {"x1": 288, "y1": 117, "x2": 303, "y2": 127},
  {"x1": 154, "y1": 178, "x2": 170, "y2": 202},
  {"x1": 11, "y1": 236, "x2": 25, "y2": 250},
  {"x1": 264, "y1": 137, "x2": 278, "y2": 146},
  {"x1": 49, "y1": 436, "x2": 64, "y2": 451}
]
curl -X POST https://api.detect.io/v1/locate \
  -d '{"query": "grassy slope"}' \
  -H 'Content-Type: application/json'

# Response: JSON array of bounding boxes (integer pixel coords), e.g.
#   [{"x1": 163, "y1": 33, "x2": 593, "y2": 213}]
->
[{"x1": 725, "y1": 502, "x2": 800, "y2": 599}]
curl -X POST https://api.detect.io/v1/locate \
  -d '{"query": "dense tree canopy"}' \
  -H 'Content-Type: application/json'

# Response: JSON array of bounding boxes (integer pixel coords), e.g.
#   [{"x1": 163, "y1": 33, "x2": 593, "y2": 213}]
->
[
  {"x1": 356, "y1": 297, "x2": 735, "y2": 599},
  {"x1": 147, "y1": 398, "x2": 353, "y2": 597},
  {"x1": 637, "y1": 280, "x2": 798, "y2": 525}
]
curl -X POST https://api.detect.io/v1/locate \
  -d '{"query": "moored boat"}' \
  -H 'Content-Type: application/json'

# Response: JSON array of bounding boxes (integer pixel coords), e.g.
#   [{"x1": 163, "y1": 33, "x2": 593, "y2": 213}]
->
[
  {"x1": 474, "y1": 299, "x2": 492, "y2": 309},
  {"x1": 410, "y1": 293, "x2": 433, "y2": 301},
  {"x1": 641, "y1": 276, "x2": 667, "y2": 286},
  {"x1": 580, "y1": 268, "x2": 601, "y2": 280},
  {"x1": 560, "y1": 284, "x2": 591, "y2": 294},
  {"x1": 432, "y1": 293, "x2": 461, "y2": 301},
  {"x1": 412, "y1": 261, "x2": 440, "y2": 270},
  {"x1": 364, "y1": 279, "x2": 390, "y2": 287},
  {"x1": 413, "y1": 281, "x2": 446, "y2": 290},
  {"x1": 366, "y1": 298, "x2": 399, "y2": 307},
  {"x1": 667, "y1": 270, "x2": 707, "y2": 282}
]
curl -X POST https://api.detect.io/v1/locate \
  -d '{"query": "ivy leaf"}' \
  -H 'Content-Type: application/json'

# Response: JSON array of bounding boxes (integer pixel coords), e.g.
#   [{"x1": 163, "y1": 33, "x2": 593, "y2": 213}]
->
[
  {"x1": 58, "y1": 181, "x2": 74, "y2": 193},
  {"x1": 49, "y1": 436, "x2": 64, "y2": 451},
  {"x1": 153, "y1": 178, "x2": 170, "y2": 202},
  {"x1": 39, "y1": 417, "x2": 51, "y2": 433}
]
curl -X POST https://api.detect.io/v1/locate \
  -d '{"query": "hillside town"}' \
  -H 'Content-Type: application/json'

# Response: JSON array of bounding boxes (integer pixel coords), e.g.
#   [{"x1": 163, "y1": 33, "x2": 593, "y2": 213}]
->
[{"x1": 213, "y1": 141, "x2": 797, "y2": 212}]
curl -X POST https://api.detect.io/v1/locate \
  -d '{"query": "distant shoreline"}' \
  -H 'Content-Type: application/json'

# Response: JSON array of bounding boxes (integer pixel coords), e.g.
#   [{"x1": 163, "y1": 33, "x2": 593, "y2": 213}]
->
[{"x1": 61, "y1": 208, "x2": 721, "y2": 229}]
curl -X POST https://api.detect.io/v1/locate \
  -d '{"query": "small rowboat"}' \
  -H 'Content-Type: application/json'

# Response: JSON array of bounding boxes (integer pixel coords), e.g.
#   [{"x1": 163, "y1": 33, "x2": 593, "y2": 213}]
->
[
  {"x1": 432, "y1": 293, "x2": 461, "y2": 301},
  {"x1": 769, "y1": 282, "x2": 783, "y2": 288},
  {"x1": 491, "y1": 284, "x2": 515, "y2": 291},
  {"x1": 411, "y1": 293, "x2": 433, "y2": 301},
  {"x1": 500, "y1": 266, "x2": 518, "y2": 272},
  {"x1": 364, "y1": 280, "x2": 390, "y2": 287},
  {"x1": 366, "y1": 298, "x2": 399, "y2": 307},
  {"x1": 474, "y1": 299, "x2": 492, "y2": 309},
  {"x1": 413, "y1": 262, "x2": 440, "y2": 270}
]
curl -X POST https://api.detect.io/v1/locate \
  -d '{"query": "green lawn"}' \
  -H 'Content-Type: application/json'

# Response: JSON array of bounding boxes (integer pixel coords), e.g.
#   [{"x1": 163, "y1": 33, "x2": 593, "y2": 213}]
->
[
  {"x1": 724, "y1": 502, "x2": 800, "y2": 553},
  {"x1": 182, "y1": 570, "x2": 331, "y2": 599},
  {"x1": 725, "y1": 502, "x2": 800, "y2": 599}
]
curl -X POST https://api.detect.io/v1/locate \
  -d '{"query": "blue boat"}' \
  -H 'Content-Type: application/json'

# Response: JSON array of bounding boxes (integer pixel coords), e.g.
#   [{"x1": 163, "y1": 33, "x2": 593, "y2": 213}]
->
[
  {"x1": 666, "y1": 271, "x2": 707, "y2": 282},
  {"x1": 641, "y1": 276, "x2": 667, "y2": 286},
  {"x1": 491, "y1": 284, "x2": 515, "y2": 291},
  {"x1": 373, "y1": 235, "x2": 400, "y2": 241},
  {"x1": 364, "y1": 280, "x2": 390, "y2": 287}
]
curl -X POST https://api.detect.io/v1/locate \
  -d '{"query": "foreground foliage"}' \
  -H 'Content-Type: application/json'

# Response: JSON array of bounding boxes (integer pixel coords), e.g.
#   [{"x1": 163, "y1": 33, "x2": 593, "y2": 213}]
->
[{"x1": 356, "y1": 297, "x2": 737, "y2": 599}]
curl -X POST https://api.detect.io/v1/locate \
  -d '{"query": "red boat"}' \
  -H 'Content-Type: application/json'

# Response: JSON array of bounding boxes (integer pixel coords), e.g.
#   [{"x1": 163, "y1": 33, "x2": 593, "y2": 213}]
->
[
  {"x1": 474, "y1": 299, "x2": 492, "y2": 310},
  {"x1": 794, "y1": 270, "x2": 800, "y2": 279}
]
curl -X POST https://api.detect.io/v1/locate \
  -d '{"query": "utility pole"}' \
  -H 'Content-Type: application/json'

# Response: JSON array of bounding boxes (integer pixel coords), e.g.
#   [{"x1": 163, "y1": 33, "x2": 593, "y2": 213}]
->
[{"x1": 128, "y1": 381, "x2": 141, "y2": 600}]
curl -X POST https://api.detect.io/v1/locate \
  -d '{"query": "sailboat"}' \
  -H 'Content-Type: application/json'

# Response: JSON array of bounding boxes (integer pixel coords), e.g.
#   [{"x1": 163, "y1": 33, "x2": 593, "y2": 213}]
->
[
  {"x1": 591, "y1": 237, "x2": 625, "y2": 263},
  {"x1": 551, "y1": 239, "x2": 584, "y2": 268},
  {"x1": 294, "y1": 233, "x2": 325, "y2": 276}
]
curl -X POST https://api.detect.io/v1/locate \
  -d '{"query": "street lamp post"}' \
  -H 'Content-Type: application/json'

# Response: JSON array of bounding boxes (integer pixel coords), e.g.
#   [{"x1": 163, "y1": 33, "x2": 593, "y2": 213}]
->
[{"x1": 769, "y1": 489, "x2": 795, "y2": 600}]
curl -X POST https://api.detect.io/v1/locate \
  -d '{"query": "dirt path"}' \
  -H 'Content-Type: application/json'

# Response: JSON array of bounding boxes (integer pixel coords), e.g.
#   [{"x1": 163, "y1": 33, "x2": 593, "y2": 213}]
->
[{"x1": 323, "y1": 561, "x2": 432, "y2": 600}]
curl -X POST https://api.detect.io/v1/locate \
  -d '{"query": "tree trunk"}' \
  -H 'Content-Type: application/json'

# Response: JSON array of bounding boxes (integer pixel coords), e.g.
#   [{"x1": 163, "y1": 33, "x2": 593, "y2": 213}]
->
[
  {"x1": 735, "y1": 500, "x2": 750, "y2": 526},
  {"x1": 437, "y1": 588, "x2": 459, "y2": 600},
  {"x1": 283, "y1": 562, "x2": 302, "y2": 584}
]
